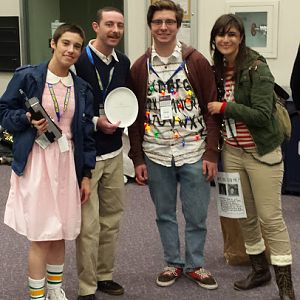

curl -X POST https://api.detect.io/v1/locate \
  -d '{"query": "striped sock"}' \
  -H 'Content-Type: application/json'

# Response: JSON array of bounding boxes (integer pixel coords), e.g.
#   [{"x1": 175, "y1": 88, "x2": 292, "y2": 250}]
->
[
  {"x1": 46, "y1": 264, "x2": 64, "y2": 290},
  {"x1": 28, "y1": 277, "x2": 45, "y2": 300}
]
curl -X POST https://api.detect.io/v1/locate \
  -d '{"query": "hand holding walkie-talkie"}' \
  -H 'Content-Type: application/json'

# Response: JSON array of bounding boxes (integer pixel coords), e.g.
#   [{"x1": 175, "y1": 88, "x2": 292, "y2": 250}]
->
[{"x1": 20, "y1": 89, "x2": 62, "y2": 143}]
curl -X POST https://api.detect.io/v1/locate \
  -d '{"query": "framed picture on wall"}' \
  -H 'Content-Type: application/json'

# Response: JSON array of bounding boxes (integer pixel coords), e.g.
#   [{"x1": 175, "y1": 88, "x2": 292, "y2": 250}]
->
[{"x1": 226, "y1": 1, "x2": 279, "y2": 58}]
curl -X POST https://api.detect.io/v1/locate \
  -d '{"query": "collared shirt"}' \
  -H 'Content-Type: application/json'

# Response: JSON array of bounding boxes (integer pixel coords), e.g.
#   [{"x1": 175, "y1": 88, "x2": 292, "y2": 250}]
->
[
  {"x1": 88, "y1": 39, "x2": 119, "y2": 65},
  {"x1": 143, "y1": 41, "x2": 206, "y2": 167},
  {"x1": 45, "y1": 69, "x2": 74, "y2": 128},
  {"x1": 46, "y1": 69, "x2": 73, "y2": 87},
  {"x1": 152, "y1": 41, "x2": 182, "y2": 68},
  {"x1": 88, "y1": 40, "x2": 122, "y2": 161}
]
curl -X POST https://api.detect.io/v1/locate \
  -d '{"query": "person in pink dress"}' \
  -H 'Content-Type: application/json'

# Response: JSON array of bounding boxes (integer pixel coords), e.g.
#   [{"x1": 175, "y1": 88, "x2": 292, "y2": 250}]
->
[{"x1": 0, "y1": 24, "x2": 96, "y2": 300}]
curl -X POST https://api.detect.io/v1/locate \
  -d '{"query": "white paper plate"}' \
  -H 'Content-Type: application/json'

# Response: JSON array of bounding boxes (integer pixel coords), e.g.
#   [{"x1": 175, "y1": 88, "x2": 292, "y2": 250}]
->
[{"x1": 104, "y1": 87, "x2": 138, "y2": 128}]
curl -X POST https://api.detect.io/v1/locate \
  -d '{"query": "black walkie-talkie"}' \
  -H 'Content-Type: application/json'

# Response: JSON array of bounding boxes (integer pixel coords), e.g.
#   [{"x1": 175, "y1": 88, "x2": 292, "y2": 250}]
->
[{"x1": 20, "y1": 89, "x2": 62, "y2": 143}]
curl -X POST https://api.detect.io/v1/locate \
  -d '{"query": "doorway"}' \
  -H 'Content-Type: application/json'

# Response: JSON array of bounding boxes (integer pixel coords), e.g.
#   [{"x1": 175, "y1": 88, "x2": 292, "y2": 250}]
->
[{"x1": 23, "y1": 0, "x2": 124, "y2": 65}]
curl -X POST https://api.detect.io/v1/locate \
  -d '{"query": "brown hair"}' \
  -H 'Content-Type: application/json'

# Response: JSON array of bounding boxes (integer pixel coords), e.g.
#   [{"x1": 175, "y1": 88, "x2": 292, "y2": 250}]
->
[
  {"x1": 147, "y1": 0, "x2": 184, "y2": 28},
  {"x1": 209, "y1": 14, "x2": 248, "y2": 88},
  {"x1": 210, "y1": 14, "x2": 248, "y2": 82},
  {"x1": 52, "y1": 23, "x2": 85, "y2": 50},
  {"x1": 95, "y1": 6, "x2": 124, "y2": 23}
]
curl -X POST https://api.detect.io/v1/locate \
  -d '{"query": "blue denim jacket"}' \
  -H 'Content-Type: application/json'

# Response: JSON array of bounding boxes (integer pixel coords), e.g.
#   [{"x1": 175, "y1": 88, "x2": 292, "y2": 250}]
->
[{"x1": 0, "y1": 63, "x2": 96, "y2": 183}]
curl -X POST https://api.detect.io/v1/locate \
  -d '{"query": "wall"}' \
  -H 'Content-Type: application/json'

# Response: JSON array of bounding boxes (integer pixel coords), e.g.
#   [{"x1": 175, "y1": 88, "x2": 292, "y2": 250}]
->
[
  {"x1": 270, "y1": 0, "x2": 299, "y2": 87},
  {"x1": 125, "y1": 0, "x2": 299, "y2": 89},
  {"x1": 124, "y1": 0, "x2": 148, "y2": 64},
  {"x1": 197, "y1": 0, "x2": 300, "y2": 89},
  {"x1": 0, "y1": 0, "x2": 20, "y2": 93},
  {"x1": 60, "y1": 0, "x2": 124, "y2": 53},
  {"x1": 26, "y1": 0, "x2": 60, "y2": 65}
]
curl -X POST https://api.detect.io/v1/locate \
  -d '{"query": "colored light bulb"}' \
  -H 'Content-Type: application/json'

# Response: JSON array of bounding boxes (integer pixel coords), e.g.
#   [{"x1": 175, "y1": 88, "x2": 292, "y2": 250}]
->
[{"x1": 145, "y1": 124, "x2": 151, "y2": 132}]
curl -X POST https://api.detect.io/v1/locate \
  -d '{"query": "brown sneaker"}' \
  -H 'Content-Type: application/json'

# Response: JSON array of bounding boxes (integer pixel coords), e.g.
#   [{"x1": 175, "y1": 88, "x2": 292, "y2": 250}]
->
[
  {"x1": 156, "y1": 266, "x2": 183, "y2": 287},
  {"x1": 185, "y1": 267, "x2": 218, "y2": 290}
]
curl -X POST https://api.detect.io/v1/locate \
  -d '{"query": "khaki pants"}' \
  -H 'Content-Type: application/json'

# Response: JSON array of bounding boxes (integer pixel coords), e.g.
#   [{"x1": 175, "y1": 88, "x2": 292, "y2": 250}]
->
[
  {"x1": 222, "y1": 144, "x2": 292, "y2": 266},
  {"x1": 76, "y1": 152, "x2": 124, "y2": 295}
]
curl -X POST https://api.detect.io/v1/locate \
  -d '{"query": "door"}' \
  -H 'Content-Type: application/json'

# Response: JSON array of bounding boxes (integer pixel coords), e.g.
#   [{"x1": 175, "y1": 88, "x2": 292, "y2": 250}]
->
[
  {"x1": 23, "y1": 0, "x2": 124, "y2": 65},
  {"x1": 60, "y1": 0, "x2": 124, "y2": 52}
]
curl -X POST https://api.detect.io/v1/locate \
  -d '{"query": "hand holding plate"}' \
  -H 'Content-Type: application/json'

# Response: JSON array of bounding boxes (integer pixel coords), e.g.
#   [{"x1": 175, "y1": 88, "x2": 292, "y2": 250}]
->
[
  {"x1": 104, "y1": 87, "x2": 138, "y2": 128},
  {"x1": 97, "y1": 115, "x2": 120, "y2": 134}
]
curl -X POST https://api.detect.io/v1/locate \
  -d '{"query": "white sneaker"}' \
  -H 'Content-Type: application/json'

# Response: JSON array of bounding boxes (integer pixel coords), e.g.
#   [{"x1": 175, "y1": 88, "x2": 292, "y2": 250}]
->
[{"x1": 46, "y1": 288, "x2": 68, "y2": 300}]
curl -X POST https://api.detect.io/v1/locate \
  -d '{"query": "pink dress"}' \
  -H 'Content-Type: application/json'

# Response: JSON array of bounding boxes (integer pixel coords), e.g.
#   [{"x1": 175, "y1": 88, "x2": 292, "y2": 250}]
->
[{"x1": 4, "y1": 77, "x2": 81, "y2": 241}]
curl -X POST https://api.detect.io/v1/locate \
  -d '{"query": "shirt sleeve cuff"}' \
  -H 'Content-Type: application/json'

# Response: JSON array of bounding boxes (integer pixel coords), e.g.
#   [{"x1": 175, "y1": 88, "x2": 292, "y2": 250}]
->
[
  {"x1": 92, "y1": 116, "x2": 98, "y2": 132},
  {"x1": 83, "y1": 170, "x2": 92, "y2": 179},
  {"x1": 220, "y1": 102, "x2": 227, "y2": 114}
]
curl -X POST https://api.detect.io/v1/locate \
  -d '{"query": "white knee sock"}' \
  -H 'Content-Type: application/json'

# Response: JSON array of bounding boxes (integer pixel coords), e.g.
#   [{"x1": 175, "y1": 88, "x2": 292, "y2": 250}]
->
[
  {"x1": 46, "y1": 264, "x2": 64, "y2": 290},
  {"x1": 29, "y1": 277, "x2": 45, "y2": 300}
]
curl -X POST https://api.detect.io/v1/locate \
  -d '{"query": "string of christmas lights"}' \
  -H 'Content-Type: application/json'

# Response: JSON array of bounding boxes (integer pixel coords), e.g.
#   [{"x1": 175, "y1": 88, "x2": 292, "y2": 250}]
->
[{"x1": 144, "y1": 86, "x2": 203, "y2": 146}]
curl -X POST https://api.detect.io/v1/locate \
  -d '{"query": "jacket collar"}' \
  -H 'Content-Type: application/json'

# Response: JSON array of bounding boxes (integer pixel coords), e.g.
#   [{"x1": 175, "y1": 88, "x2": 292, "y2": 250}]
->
[{"x1": 242, "y1": 48, "x2": 267, "y2": 70}]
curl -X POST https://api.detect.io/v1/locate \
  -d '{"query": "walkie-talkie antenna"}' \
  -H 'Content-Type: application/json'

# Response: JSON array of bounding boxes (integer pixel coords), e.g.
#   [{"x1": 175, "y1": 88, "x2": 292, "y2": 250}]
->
[{"x1": 19, "y1": 89, "x2": 29, "y2": 101}]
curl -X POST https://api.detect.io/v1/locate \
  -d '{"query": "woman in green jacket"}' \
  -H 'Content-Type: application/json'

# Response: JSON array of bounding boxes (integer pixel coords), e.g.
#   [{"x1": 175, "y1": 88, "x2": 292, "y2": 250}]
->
[{"x1": 208, "y1": 14, "x2": 295, "y2": 300}]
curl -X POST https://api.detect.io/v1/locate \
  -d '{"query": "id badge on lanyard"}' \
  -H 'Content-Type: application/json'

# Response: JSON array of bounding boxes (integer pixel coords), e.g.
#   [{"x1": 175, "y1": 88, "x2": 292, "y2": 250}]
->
[
  {"x1": 224, "y1": 83, "x2": 237, "y2": 138},
  {"x1": 159, "y1": 94, "x2": 172, "y2": 120},
  {"x1": 148, "y1": 59, "x2": 186, "y2": 121},
  {"x1": 225, "y1": 118, "x2": 237, "y2": 138}
]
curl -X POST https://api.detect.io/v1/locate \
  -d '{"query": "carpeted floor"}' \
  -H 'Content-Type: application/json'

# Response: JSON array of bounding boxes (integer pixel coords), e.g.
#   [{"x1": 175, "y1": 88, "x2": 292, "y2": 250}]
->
[{"x1": 0, "y1": 164, "x2": 299, "y2": 300}]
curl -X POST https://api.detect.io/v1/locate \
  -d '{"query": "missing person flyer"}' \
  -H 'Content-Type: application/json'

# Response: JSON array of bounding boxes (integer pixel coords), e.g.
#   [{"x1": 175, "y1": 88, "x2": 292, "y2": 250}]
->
[{"x1": 216, "y1": 172, "x2": 247, "y2": 218}]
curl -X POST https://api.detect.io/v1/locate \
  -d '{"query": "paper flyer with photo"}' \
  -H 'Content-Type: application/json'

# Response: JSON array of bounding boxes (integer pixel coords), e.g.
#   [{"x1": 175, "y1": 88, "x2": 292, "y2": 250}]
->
[{"x1": 216, "y1": 172, "x2": 247, "y2": 218}]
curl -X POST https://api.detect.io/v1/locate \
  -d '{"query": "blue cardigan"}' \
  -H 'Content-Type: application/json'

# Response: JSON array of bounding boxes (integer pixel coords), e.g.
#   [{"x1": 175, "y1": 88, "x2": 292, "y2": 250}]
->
[{"x1": 0, "y1": 63, "x2": 96, "y2": 184}]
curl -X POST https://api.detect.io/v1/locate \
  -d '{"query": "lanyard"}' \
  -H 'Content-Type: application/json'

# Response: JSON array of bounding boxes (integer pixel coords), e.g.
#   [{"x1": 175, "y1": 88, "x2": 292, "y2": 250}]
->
[
  {"x1": 86, "y1": 45, "x2": 114, "y2": 99},
  {"x1": 147, "y1": 58, "x2": 186, "y2": 86},
  {"x1": 47, "y1": 83, "x2": 71, "y2": 122}
]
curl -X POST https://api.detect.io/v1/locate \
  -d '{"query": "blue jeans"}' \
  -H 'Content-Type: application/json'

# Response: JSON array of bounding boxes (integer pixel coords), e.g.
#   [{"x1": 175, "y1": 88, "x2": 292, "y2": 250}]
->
[{"x1": 145, "y1": 156, "x2": 211, "y2": 271}]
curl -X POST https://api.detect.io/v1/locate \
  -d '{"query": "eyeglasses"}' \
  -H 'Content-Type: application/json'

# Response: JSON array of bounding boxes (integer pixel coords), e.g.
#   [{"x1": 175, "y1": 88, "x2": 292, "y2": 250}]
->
[{"x1": 151, "y1": 19, "x2": 177, "y2": 26}]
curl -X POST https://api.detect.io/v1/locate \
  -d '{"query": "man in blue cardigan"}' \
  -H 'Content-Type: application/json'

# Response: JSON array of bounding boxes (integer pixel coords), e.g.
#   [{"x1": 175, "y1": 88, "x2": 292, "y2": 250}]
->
[{"x1": 75, "y1": 7, "x2": 130, "y2": 300}]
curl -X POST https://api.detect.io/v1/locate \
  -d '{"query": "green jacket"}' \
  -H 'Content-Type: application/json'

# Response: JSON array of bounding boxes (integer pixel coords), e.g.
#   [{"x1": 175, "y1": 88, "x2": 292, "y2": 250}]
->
[{"x1": 224, "y1": 48, "x2": 283, "y2": 155}]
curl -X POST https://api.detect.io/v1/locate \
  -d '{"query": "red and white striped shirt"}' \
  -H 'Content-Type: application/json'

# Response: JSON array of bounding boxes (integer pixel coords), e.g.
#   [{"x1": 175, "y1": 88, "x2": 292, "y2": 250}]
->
[{"x1": 223, "y1": 67, "x2": 255, "y2": 149}]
